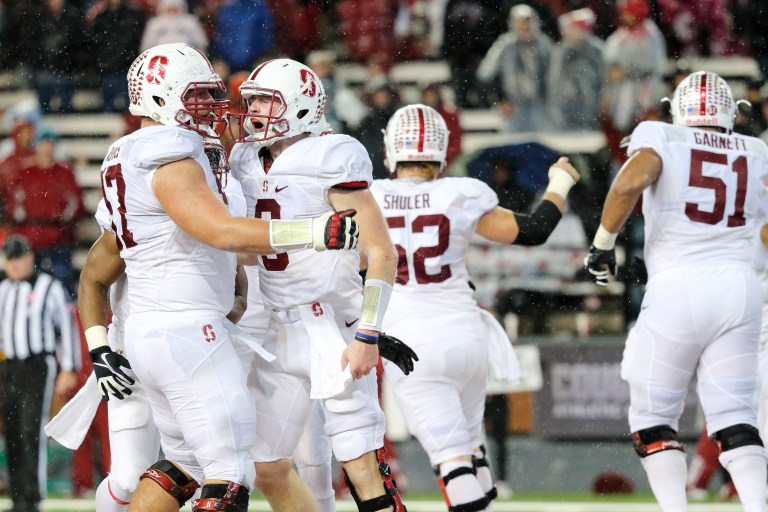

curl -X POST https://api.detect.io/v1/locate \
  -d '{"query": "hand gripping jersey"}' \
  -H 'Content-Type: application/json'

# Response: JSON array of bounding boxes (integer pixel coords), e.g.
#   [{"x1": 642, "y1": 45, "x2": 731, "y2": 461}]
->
[
  {"x1": 628, "y1": 121, "x2": 768, "y2": 278},
  {"x1": 230, "y1": 134, "x2": 371, "y2": 309},
  {"x1": 370, "y1": 177, "x2": 498, "y2": 309},
  {"x1": 99, "y1": 125, "x2": 235, "y2": 315}
]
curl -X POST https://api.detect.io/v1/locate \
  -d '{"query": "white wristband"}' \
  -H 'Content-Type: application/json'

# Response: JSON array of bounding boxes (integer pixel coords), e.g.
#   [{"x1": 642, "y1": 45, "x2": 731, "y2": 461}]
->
[
  {"x1": 357, "y1": 279, "x2": 393, "y2": 333},
  {"x1": 593, "y1": 224, "x2": 618, "y2": 250},
  {"x1": 84, "y1": 325, "x2": 109, "y2": 352},
  {"x1": 269, "y1": 219, "x2": 313, "y2": 252},
  {"x1": 545, "y1": 166, "x2": 577, "y2": 199}
]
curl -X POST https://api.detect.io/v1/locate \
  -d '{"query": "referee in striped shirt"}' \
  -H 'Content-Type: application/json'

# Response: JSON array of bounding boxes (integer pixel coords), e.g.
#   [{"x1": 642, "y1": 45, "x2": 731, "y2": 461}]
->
[{"x1": 0, "y1": 234, "x2": 80, "y2": 512}]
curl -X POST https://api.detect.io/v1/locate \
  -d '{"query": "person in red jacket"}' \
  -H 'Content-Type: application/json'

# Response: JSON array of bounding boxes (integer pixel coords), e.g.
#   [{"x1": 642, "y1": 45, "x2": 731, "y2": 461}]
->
[{"x1": 0, "y1": 127, "x2": 84, "y2": 294}]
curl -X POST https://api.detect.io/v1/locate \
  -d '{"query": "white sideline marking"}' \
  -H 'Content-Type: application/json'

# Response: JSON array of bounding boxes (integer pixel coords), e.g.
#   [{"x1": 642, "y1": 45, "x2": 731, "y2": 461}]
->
[{"x1": 12, "y1": 498, "x2": 745, "y2": 512}]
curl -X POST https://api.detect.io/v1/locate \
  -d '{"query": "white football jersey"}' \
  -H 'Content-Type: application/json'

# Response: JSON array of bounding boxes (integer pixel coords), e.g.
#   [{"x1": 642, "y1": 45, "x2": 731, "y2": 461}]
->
[
  {"x1": 370, "y1": 177, "x2": 498, "y2": 308},
  {"x1": 628, "y1": 121, "x2": 768, "y2": 277},
  {"x1": 230, "y1": 134, "x2": 371, "y2": 309},
  {"x1": 99, "y1": 125, "x2": 235, "y2": 315}
]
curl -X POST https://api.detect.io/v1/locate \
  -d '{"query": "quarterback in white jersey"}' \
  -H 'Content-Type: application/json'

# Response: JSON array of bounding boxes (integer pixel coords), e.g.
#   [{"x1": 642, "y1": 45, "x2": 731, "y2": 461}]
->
[
  {"x1": 228, "y1": 58, "x2": 401, "y2": 512},
  {"x1": 585, "y1": 71, "x2": 768, "y2": 512},
  {"x1": 97, "y1": 44, "x2": 360, "y2": 512},
  {"x1": 371, "y1": 104, "x2": 580, "y2": 512}
]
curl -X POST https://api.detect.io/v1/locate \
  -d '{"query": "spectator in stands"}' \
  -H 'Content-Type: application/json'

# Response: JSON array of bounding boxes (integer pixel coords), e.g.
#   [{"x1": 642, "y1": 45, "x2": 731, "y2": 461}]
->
[
  {"x1": 30, "y1": 0, "x2": 88, "y2": 113},
  {"x1": 478, "y1": 4, "x2": 553, "y2": 132},
  {"x1": 656, "y1": 0, "x2": 729, "y2": 58},
  {"x1": 731, "y1": 0, "x2": 768, "y2": 85},
  {"x1": 487, "y1": 158, "x2": 537, "y2": 212},
  {"x1": 140, "y1": 0, "x2": 208, "y2": 52},
  {"x1": 442, "y1": 0, "x2": 504, "y2": 109},
  {"x1": 335, "y1": 0, "x2": 398, "y2": 63},
  {"x1": 0, "y1": 120, "x2": 36, "y2": 169},
  {"x1": 214, "y1": 0, "x2": 274, "y2": 72},
  {"x1": 0, "y1": 1, "x2": 39, "y2": 72},
  {"x1": 601, "y1": 0, "x2": 666, "y2": 133},
  {"x1": 0, "y1": 127, "x2": 84, "y2": 294},
  {"x1": 91, "y1": 0, "x2": 145, "y2": 112},
  {"x1": 353, "y1": 78, "x2": 401, "y2": 180},
  {"x1": 547, "y1": 8, "x2": 604, "y2": 131},
  {"x1": 734, "y1": 80, "x2": 766, "y2": 138},
  {"x1": 420, "y1": 82, "x2": 463, "y2": 168},
  {"x1": 267, "y1": 0, "x2": 321, "y2": 59}
]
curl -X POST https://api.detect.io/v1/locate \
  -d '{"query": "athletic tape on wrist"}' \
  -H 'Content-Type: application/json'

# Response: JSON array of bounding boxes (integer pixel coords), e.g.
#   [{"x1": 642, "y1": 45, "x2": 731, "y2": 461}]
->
[
  {"x1": 357, "y1": 279, "x2": 393, "y2": 332},
  {"x1": 85, "y1": 325, "x2": 109, "y2": 352},
  {"x1": 593, "y1": 224, "x2": 618, "y2": 251},
  {"x1": 269, "y1": 219, "x2": 312, "y2": 252},
  {"x1": 545, "y1": 166, "x2": 577, "y2": 198}
]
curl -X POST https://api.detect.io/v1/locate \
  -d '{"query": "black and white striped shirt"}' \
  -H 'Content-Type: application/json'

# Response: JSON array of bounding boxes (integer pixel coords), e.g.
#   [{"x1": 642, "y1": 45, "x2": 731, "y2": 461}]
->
[{"x1": 0, "y1": 272, "x2": 80, "y2": 371}]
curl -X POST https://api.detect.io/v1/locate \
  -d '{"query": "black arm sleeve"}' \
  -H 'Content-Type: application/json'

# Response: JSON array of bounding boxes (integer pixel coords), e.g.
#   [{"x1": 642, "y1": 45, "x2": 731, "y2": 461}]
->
[{"x1": 512, "y1": 199, "x2": 562, "y2": 246}]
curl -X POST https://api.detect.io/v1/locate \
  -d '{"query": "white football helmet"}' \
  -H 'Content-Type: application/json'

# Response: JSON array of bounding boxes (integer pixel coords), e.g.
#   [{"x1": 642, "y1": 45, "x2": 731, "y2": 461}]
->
[
  {"x1": 127, "y1": 43, "x2": 228, "y2": 138},
  {"x1": 230, "y1": 58, "x2": 330, "y2": 146},
  {"x1": 383, "y1": 104, "x2": 449, "y2": 174},
  {"x1": 667, "y1": 71, "x2": 736, "y2": 132}
]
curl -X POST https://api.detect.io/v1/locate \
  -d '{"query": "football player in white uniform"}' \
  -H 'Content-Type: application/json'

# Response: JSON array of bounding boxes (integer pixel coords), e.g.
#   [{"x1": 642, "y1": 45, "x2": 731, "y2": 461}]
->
[
  {"x1": 97, "y1": 44, "x2": 360, "y2": 512},
  {"x1": 78, "y1": 140, "x2": 250, "y2": 512},
  {"x1": 370, "y1": 104, "x2": 579, "y2": 512},
  {"x1": 228, "y1": 58, "x2": 402, "y2": 512},
  {"x1": 585, "y1": 71, "x2": 768, "y2": 512}
]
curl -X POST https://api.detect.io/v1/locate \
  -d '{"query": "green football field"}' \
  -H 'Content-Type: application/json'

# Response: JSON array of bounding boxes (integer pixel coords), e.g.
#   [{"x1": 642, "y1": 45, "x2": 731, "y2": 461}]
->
[{"x1": 3, "y1": 493, "x2": 748, "y2": 512}]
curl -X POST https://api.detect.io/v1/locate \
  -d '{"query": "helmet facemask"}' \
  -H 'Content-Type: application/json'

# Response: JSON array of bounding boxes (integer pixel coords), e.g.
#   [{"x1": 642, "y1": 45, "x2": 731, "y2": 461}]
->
[
  {"x1": 228, "y1": 88, "x2": 290, "y2": 145},
  {"x1": 203, "y1": 138, "x2": 230, "y2": 202},
  {"x1": 177, "y1": 82, "x2": 230, "y2": 138}
]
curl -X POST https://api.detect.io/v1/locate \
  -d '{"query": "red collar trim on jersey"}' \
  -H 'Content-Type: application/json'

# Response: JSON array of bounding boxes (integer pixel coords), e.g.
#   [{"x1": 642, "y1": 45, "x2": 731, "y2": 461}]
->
[{"x1": 332, "y1": 181, "x2": 368, "y2": 190}]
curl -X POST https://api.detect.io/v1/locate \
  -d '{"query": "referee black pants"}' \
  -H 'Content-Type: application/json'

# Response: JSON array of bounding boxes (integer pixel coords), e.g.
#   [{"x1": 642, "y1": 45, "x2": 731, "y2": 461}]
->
[{"x1": 0, "y1": 354, "x2": 56, "y2": 512}]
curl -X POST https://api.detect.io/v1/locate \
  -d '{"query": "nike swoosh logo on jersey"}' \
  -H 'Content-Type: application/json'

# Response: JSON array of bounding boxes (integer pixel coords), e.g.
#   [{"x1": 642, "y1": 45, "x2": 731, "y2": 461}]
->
[
  {"x1": 275, "y1": 185, "x2": 288, "y2": 193},
  {"x1": 345, "y1": 318, "x2": 359, "y2": 328}
]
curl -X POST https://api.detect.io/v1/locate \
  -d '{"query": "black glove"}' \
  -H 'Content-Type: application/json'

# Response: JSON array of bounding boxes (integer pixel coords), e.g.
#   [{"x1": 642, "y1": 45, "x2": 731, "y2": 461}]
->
[
  {"x1": 90, "y1": 346, "x2": 136, "y2": 401},
  {"x1": 378, "y1": 333, "x2": 419, "y2": 375},
  {"x1": 583, "y1": 245, "x2": 617, "y2": 287}
]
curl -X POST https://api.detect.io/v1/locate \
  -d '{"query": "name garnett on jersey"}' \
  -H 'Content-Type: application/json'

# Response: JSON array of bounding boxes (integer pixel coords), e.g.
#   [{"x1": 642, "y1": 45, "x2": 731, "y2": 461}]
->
[
  {"x1": 693, "y1": 131, "x2": 748, "y2": 151},
  {"x1": 382, "y1": 193, "x2": 431, "y2": 210}
]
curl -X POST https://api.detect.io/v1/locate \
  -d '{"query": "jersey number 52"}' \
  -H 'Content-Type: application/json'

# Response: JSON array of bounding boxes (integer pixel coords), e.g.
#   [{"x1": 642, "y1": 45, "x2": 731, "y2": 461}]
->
[{"x1": 386, "y1": 214, "x2": 451, "y2": 285}]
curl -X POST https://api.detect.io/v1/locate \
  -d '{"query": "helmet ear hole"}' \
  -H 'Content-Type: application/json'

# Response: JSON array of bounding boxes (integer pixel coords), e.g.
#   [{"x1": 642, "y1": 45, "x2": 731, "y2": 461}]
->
[
  {"x1": 153, "y1": 96, "x2": 166, "y2": 108},
  {"x1": 297, "y1": 109, "x2": 309, "y2": 120}
]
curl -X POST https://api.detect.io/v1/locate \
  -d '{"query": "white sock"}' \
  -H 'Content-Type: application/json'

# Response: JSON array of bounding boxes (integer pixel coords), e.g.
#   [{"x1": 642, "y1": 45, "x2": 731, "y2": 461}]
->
[
  {"x1": 95, "y1": 477, "x2": 132, "y2": 512},
  {"x1": 440, "y1": 461, "x2": 486, "y2": 510},
  {"x1": 640, "y1": 450, "x2": 688, "y2": 512},
  {"x1": 719, "y1": 445, "x2": 767, "y2": 512}
]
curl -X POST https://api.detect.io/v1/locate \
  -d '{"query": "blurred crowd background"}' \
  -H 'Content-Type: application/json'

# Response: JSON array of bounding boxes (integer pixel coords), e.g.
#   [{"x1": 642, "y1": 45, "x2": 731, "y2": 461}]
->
[{"x1": 1, "y1": 0, "x2": 768, "y2": 498}]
